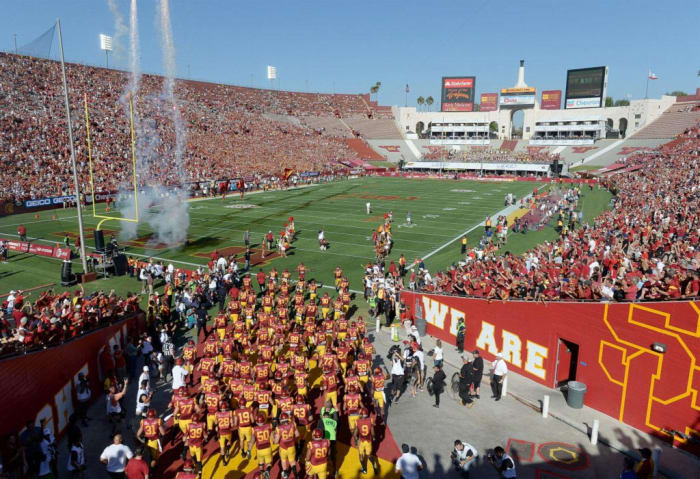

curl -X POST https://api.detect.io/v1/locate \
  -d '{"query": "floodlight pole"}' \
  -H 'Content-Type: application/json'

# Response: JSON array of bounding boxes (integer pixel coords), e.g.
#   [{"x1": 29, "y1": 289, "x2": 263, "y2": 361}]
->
[
  {"x1": 57, "y1": 18, "x2": 88, "y2": 273},
  {"x1": 105, "y1": 49, "x2": 109, "y2": 68}
]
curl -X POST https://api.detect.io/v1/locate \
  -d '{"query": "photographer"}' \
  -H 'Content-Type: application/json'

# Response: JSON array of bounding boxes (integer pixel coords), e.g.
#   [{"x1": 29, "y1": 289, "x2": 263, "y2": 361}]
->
[
  {"x1": 451, "y1": 440, "x2": 478, "y2": 477},
  {"x1": 488, "y1": 446, "x2": 516, "y2": 478},
  {"x1": 75, "y1": 373, "x2": 91, "y2": 426}
]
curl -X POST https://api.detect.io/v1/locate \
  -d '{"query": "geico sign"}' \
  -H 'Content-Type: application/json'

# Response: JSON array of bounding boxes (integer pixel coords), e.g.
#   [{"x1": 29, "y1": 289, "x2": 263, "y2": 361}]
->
[
  {"x1": 421, "y1": 296, "x2": 548, "y2": 380},
  {"x1": 25, "y1": 198, "x2": 52, "y2": 207}
]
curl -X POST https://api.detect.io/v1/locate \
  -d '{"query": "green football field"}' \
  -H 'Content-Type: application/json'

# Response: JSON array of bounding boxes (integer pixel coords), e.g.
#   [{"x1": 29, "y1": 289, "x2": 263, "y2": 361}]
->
[{"x1": 0, "y1": 177, "x2": 612, "y2": 297}]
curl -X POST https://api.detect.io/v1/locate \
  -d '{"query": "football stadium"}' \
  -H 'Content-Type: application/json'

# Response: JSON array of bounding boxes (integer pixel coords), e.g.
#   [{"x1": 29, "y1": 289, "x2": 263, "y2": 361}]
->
[{"x1": 1, "y1": 1, "x2": 699, "y2": 478}]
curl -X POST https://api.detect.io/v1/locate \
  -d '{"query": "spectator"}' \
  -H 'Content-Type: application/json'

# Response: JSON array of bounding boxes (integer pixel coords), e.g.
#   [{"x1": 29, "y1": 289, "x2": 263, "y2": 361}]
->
[
  {"x1": 395, "y1": 443, "x2": 423, "y2": 479},
  {"x1": 100, "y1": 433, "x2": 133, "y2": 479},
  {"x1": 124, "y1": 447, "x2": 149, "y2": 479}
]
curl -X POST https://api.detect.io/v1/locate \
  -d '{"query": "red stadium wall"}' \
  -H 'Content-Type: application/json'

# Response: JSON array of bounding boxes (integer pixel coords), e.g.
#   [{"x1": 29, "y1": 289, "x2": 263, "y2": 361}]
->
[
  {"x1": 0, "y1": 314, "x2": 144, "y2": 439},
  {"x1": 402, "y1": 291, "x2": 700, "y2": 452}
]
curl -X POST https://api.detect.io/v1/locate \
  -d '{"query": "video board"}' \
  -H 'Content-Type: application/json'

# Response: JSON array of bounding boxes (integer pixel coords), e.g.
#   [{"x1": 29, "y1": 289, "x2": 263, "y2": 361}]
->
[{"x1": 441, "y1": 77, "x2": 475, "y2": 112}]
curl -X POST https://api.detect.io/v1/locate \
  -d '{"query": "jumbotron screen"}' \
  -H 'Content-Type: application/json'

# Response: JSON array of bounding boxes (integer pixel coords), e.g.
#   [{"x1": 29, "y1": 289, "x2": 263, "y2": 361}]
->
[
  {"x1": 565, "y1": 66, "x2": 606, "y2": 108},
  {"x1": 441, "y1": 76, "x2": 475, "y2": 112}
]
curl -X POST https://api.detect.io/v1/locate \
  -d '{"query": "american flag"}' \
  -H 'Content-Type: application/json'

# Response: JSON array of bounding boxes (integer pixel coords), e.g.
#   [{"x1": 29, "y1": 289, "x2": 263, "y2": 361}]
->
[
  {"x1": 648, "y1": 70, "x2": 658, "y2": 80},
  {"x1": 405, "y1": 84, "x2": 410, "y2": 93}
]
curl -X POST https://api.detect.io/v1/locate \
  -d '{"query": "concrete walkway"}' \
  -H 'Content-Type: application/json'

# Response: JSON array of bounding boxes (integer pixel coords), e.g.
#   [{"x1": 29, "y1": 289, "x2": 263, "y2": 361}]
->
[{"x1": 369, "y1": 323, "x2": 699, "y2": 478}]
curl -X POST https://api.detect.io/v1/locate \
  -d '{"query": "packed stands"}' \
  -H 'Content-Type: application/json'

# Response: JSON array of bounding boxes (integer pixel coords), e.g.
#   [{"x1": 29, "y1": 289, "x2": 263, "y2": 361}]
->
[
  {"x1": 420, "y1": 146, "x2": 558, "y2": 164},
  {"x1": 0, "y1": 53, "x2": 401, "y2": 202},
  {"x1": 0, "y1": 287, "x2": 141, "y2": 357},
  {"x1": 416, "y1": 125, "x2": 700, "y2": 301},
  {"x1": 632, "y1": 101, "x2": 700, "y2": 139}
]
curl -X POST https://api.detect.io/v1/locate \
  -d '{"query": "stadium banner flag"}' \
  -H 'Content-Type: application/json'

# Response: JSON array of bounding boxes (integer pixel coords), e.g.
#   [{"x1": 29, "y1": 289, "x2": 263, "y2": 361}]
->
[
  {"x1": 479, "y1": 93, "x2": 498, "y2": 112},
  {"x1": 540, "y1": 90, "x2": 562, "y2": 110}
]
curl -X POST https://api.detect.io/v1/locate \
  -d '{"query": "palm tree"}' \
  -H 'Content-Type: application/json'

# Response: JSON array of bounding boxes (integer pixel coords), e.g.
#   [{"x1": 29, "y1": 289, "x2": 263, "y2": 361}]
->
[
  {"x1": 425, "y1": 96, "x2": 434, "y2": 112},
  {"x1": 374, "y1": 82, "x2": 381, "y2": 104},
  {"x1": 417, "y1": 96, "x2": 425, "y2": 111},
  {"x1": 370, "y1": 84, "x2": 379, "y2": 102}
]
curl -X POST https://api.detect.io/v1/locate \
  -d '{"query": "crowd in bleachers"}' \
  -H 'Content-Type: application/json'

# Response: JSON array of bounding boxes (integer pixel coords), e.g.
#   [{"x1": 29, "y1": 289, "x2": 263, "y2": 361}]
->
[
  {"x1": 416, "y1": 126, "x2": 700, "y2": 301},
  {"x1": 0, "y1": 53, "x2": 380, "y2": 202},
  {"x1": 0, "y1": 286, "x2": 142, "y2": 357},
  {"x1": 421, "y1": 146, "x2": 558, "y2": 164}
]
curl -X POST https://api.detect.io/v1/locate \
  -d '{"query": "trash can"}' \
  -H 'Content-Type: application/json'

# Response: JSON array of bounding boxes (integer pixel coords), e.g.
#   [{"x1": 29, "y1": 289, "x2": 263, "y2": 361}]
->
[
  {"x1": 415, "y1": 316, "x2": 427, "y2": 337},
  {"x1": 566, "y1": 381, "x2": 587, "y2": 409}
]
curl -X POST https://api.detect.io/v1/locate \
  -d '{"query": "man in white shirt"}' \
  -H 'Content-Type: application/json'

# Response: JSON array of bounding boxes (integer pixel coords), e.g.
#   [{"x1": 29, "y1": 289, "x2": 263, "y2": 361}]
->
[
  {"x1": 395, "y1": 443, "x2": 422, "y2": 479},
  {"x1": 390, "y1": 350, "x2": 405, "y2": 403},
  {"x1": 451, "y1": 439, "x2": 478, "y2": 475},
  {"x1": 492, "y1": 353, "x2": 508, "y2": 401},
  {"x1": 366, "y1": 201, "x2": 371, "y2": 215},
  {"x1": 171, "y1": 357, "x2": 188, "y2": 391},
  {"x1": 216, "y1": 255, "x2": 227, "y2": 272},
  {"x1": 100, "y1": 433, "x2": 133, "y2": 477},
  {"x1": 138, "y1": 366, "x2": 151, "y2": 393}
]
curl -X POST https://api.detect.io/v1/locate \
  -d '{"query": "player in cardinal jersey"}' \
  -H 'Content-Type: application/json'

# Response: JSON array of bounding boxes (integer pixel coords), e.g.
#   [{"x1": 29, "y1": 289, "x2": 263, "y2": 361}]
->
[
  {"x1": 186, "y1": 414, "x2": 206, "y2": 471},
  {"x1": 355, "y1": 408, "x2": 379, "y2": 474},
  {"x1": 291, "y1": 395, "x2": 312, "y2": 447},
  {"x1": 305, "y1": 428, "x2": 331, "y2": 479},
  {"x1": 236, "y1": 404, "x2": 254, "y2": 459},
  {"x1": 215, "y1": 401, "x2": 235, "y2": 464},
  {"x1": 204, "y1": 385, "x2": 222, "y2": 439},
  {"x1": 175, "y1": 460, "x2": 197, "y2": 479},
  {"x1": 214, "y1": 313, "x2": 227, "y2": 341},
  {"x1": 275, "y1": 412, "x2": 300, "y2": 478},
  {"x1": 174, "y1": 388, "x2": 197, "y2": 436},
  {"x1": 321, "y1": 369, "x2": 339, "y2": 409},
  {"x1": 371, "y1": 366, "x2": 390, "y2": 421},
  {"x1": 249, "y1": 414, "x2": 275, "y2": 479},
  {"x1": 136, "y1": 408, "x2": 166, "y2": 468},
  {"x1": 343, "y1": 385, "x2": 362, "y2": 435}
]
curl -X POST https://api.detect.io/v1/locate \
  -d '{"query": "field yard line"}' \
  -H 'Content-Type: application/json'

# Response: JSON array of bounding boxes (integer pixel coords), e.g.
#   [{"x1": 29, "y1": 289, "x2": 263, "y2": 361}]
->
[
  {"x1": 412, "y1": 186, "x2": 546, "y2": 267},
  {"x1": 1, "y1": 233, "x2": 363, "y2": 294},
  {"x1": 0, "y1": 215, "x2": 79, "y2": 227}
]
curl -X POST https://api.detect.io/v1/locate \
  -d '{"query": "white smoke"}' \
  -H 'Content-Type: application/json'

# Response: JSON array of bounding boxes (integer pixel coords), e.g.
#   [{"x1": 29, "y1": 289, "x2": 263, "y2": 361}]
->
[
  {"x1": 106, "y1": 0, "x2": 127, "y2": 64},
  {"x1": 128, "y1": 0, "x2": 141, "y2": 94},
  {"x1": 115, "y1": 0, "x2": 190, "y2": 249}
]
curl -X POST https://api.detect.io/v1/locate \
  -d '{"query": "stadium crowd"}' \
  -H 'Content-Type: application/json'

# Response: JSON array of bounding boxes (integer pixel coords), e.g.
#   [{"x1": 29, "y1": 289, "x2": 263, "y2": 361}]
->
[
  {"x1": 421, "y1": 145, "x2": 559, "y2": 164},
  {"x1": 0, "y1": 53, "x2": 383, "y2": 203},
  {"x1": 416, "y1": 126, "x2": 700, "y2": 302},
  {"x1": 0, "y1": 286, "x2": 141, "y2": 357}
]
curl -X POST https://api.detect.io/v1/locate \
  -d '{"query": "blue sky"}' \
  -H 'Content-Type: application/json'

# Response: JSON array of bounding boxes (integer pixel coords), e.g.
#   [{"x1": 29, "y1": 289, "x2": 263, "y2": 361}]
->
[{"x1": 2, "y1": 0, "x2": 698, "y2": 106}]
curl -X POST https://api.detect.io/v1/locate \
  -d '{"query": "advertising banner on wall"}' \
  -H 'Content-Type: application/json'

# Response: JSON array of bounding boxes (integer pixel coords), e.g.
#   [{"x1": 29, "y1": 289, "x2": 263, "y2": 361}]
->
[
  {"x1": 499, "y1": 94, "x2": 536, "y2": 106},
  {"x1": 541, "y1": 90, "x2": 562, "y2": 110},
  {"x1": 479, "y1": 93, "x2": 498, "y2": 112},
  {"x1": 401, "y1": 291, "x2": 700, "y2": 454},
  {"x1": 441, "y1": 76, "x2": 475, "y2": 112}
]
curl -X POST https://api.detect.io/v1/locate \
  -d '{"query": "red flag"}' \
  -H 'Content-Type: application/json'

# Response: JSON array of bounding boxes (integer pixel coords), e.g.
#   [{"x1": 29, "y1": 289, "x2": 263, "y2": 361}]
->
[{"x1": 283, "y1": 168, "x2": 294, "y2": 180}]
